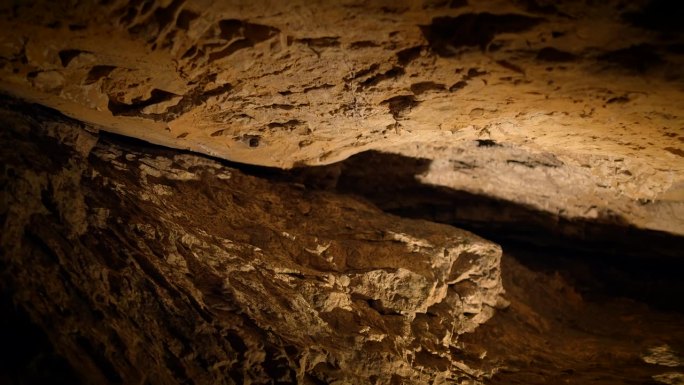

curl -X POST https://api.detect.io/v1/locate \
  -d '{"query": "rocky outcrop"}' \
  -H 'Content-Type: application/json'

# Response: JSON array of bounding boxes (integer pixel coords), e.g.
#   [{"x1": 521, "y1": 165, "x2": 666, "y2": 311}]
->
[
  {"x1": 0, "y1": 97, "x2": 507, "y2": 384},
  {"x1": 1, "y1": 0, "x2": 682, "y2": 235}
]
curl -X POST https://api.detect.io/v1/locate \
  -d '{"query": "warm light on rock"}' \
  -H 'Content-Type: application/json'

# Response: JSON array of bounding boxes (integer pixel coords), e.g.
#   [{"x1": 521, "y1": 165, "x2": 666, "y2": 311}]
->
[{"x1": 1, "y1": 1, "x2": 683, "y2": 384}]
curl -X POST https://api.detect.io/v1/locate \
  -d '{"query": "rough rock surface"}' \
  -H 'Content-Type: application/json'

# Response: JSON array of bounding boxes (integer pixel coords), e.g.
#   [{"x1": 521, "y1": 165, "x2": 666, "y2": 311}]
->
[
  {"x1": 296, "y1": 147, "x2": 684, "y2": 240},
  {"x1": 395, "y1": 141, "x2": 684, "y2": 235},
  {"x1": 281, "y1": 150, "x2": 684, "y2": 257},
  {"x1": 0, "y1": 97, "x2": 507, "y2": 384},
  {"x1": 1, "y1": 0, "x2": 683, "y2": 234},
  {"x1": 462, "y1": 250, "x2": 684, "y2": 385}
]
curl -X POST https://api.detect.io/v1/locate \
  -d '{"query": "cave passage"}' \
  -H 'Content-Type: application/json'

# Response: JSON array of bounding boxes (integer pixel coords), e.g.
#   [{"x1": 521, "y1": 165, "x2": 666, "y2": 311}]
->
[{"x1": 2, "y1": 0, "x2": 684, "y2": 383}]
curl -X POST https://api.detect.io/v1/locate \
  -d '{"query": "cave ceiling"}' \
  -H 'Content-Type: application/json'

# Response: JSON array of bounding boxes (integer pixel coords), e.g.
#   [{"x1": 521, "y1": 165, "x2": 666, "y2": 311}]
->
[
  {"x1": 3, "y1": 2, "x2": 684, "y2": 384},
  {"x1": 1, "y1": 0, "x2": 683, "y2": 234}
]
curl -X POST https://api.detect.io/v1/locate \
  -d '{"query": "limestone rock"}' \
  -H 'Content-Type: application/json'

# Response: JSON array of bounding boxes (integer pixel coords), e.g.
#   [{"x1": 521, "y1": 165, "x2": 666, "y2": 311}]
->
[
  {"x1": 1, "y1": 0, "x2": 682, "y2": 235},
  {"x1": 388, "y1": 141, "x2": 684, "y2": 235},
  {"x1": 0, "y1": 97, "x2": 506, "y2": 384}
]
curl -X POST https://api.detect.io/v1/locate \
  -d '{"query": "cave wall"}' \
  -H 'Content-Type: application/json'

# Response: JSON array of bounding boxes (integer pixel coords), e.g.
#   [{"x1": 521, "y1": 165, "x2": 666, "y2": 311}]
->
[
  {"x1": 1, "y1": 97, "x2": 507, "y2": 384},
  {"x1": 1, "y1": 1, "x2": 684, "y2": 383}
]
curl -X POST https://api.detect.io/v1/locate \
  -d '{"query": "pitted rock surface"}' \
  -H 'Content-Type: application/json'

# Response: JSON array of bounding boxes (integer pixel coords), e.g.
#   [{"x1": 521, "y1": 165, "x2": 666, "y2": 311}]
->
[
  {"x1": 1, "y1": 98, "x2": 506, "y2": 385},
  {"x1": 1, "y1": 0, "x2": 683, "y2": 234}
]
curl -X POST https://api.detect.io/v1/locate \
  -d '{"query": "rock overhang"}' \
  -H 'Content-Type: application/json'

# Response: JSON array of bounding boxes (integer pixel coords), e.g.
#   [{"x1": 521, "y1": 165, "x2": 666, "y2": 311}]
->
[{"x1": 1, "y1": 0, "x2": 683, "y2": 234}]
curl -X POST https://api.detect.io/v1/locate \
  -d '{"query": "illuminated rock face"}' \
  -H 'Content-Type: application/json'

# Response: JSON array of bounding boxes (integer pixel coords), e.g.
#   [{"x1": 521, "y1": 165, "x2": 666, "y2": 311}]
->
[
  {"x1": 1, "y1": 2, "x2": 684, "y2": 383},
  {"x1": 1, "y1": 0, "x2": 683, "y2": 234},
  {"x1": 1, "y1": 98, "x2": 506, "y2": 384}
]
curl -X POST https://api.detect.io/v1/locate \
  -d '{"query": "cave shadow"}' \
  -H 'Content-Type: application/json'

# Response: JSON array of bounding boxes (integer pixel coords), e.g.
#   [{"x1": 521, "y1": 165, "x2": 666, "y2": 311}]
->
[
  {"x1": 282, "y1": 150, "x2": 684, "y2": 313},
  {"x1": 0, "y1": 289, "x2": 82, "y2": 385}
]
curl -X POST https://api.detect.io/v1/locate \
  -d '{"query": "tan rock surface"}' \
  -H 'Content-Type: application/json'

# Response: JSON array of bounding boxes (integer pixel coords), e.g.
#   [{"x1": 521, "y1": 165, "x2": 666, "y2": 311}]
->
[
  {"x1": 1, "y1": 0, "x2": 683, "y2": 234},
  {"x1": 393, "y1": 141, "x2": 684, "y2": 234}
]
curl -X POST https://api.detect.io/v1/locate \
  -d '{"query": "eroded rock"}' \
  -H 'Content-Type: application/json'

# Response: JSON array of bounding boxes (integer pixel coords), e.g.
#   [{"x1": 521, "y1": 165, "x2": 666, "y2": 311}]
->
[
  {"x1": 0, "y1": 97, "x2": 506, "y2": 384},
  {"x1": 1, "y1": 0, "x2": 682, "y2": 236}
]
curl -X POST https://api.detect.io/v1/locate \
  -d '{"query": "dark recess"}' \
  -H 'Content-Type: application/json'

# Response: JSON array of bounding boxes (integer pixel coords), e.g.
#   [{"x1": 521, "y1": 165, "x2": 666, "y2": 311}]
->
[
  {"x1": 599, "y1": 44, "x2": 664, "y2": 73},
  {"x1": 381, "y1": 95, "x2": 418, "y2": 119},
  {"x1": 476, "y1": 139, "x2": 500, "y2": 147},
  {"x1": 420, "y1": 13, "x2": 544, "y2": 55},
  {"x1": 0, "y1": 290, "x2": 82, "y2": 385},
  {"x1": 623, "y1": 0, "x2": 684, "y2": 34},
  {"x1": 396, "y1": 46, "x2": 423, "y2": 65},
  {"x1": 514, "y1": 0, "x2": 562, "y2": 16},
  {"x1": 58, "y1": 49, "x2": 87, "y2": 67},
  {"x1": 536, "y1": 47, "x2": 577, "y2": 62},
  {"x1": 107, "y1": 89, "x2": 179, "y2": 117},
  {"x1": 422, "y1": 0, "x2": 468, "y2": 9},
  {"x1": 84, "y1": 65, "x2": 117, "y2": 85}
]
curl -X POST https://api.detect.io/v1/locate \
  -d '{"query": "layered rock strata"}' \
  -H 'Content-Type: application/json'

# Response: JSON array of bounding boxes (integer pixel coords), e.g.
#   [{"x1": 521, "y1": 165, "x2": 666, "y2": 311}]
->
[{"x1": 1, "y1": 97, "x2": 506, "y2": 384}]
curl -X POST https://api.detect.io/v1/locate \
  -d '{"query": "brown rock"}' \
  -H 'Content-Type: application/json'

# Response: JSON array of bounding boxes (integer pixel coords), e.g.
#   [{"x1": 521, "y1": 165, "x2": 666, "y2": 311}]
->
[
  {"x1": 0, "y1": 97, "x2": 506, "y2": 384},
  {"x1": 1, "y1": 0, "x2": 682, "y2": 235}
]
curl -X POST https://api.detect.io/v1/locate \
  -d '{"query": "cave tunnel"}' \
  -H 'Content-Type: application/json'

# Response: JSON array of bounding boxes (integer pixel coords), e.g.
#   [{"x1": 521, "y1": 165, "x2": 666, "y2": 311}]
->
[{"x1": 1, "y1": 1, "x2": 684, "y2": 384}]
